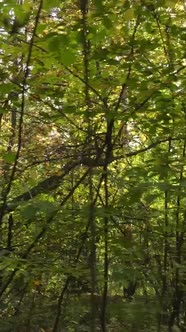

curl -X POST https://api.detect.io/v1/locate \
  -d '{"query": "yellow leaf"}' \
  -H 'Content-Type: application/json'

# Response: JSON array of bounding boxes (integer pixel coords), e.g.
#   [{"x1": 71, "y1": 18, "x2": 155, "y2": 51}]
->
[
  {"x1": 33, "y1": 279, "x2": 42, "y2": 287},
  {"x1": 165, "y1": 0, "x2": 178, "y2": 8},
  {"x1": 124, "y1": 8, "x2": 135, "y2": 20}
]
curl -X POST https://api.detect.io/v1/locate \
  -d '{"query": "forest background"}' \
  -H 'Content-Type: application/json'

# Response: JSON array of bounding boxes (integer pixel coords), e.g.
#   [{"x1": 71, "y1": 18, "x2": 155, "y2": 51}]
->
[{"x1": 0, "y1": 0, "x2": 186, "y2": 331}]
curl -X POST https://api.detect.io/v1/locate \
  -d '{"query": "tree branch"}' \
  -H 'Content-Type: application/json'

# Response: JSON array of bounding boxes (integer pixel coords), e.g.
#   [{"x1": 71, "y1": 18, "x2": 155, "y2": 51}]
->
[{"x1": 3, "y1": 136, "x2": 180, "y2": 214}]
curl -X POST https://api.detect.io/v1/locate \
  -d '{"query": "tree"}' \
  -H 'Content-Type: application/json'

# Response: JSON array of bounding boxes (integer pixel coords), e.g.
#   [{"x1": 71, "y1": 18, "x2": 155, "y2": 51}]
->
[{"x1": 0, "y1": 0, "x2": 185, "y2": 331}]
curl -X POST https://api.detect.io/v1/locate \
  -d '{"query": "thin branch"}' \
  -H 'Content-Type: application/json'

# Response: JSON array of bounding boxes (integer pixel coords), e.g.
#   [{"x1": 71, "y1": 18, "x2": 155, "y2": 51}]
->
[
  {"x1": 114, "y1": 17, "x2": 140, "y2": 113},
  {"x1": 3, "y1": 136, "x2": 183, "y2": 214},
  {"x1": 0, "y1": 168, "x2": 90, "y2": 299},
  {"x1": 52, "y1": 217, "x2": 92, "y2": 332},
  {"x1": 7, "y1": 160, "x2": 79, "y2": 211},
  {"x1": 0, "y1": 0, "x2": 43, "y2": 226},
  {"x1": 65, "y1": 66, "x2": 105, "y2": 103}
]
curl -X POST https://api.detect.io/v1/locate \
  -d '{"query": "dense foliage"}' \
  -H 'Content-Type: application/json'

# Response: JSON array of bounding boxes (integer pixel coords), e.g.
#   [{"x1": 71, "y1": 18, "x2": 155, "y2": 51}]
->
[{"x1": 0, "y1": 0, "x2": 186, "y2": 331}]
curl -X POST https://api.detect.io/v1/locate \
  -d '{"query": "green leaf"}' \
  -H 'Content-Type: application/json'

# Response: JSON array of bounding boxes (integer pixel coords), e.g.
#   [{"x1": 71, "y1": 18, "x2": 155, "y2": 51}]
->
[
  {"x1": 3, "y1": 152, "x2": 16, "y2": 163},
  {"x1": 94, "y1": 0, "x2": 104, "y2": 12},
  {"x1": 62, "y1": 105, "x2": 77, "y2": 114},
  {"x1": 20, "y1": 204, "x2": 38, "y2": 221},
  {"x1": 60, "y1": 48, "x2": 76, "y2": 66},
  {"x1": 20, "y1": 200, "x2": 57, "y2": 221},
  {"x1": 0, "y1": 83, "x2": 15, "y2": 94},
  {"x1": 48, "y1": 35, "x2": 76, "y2": 65},
  {"x1": 43, "y1": 0, "x2": 60, "y2": 10},
  {"x1": 0, "y1": 108, "x2": 8, "y2": 114}
]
